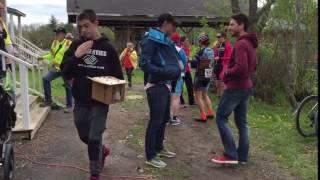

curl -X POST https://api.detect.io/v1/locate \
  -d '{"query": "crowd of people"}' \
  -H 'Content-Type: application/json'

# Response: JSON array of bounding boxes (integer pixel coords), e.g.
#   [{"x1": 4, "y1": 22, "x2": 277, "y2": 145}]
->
[
  {"x1": 58, "y1": 10, "x2": 257, "y2": 180},
  {"x1": 139, "y1": 12, "x2": 258, "y2": 171},
  {"x1": 0, "y1": 6, "x2": 257, "y2": 180}
]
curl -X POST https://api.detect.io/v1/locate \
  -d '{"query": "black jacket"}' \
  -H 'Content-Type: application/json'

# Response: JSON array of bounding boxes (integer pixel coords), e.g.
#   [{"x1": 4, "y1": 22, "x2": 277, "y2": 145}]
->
[{"x1": 61, "y1": 37, "x2": 124, "y2": 106}]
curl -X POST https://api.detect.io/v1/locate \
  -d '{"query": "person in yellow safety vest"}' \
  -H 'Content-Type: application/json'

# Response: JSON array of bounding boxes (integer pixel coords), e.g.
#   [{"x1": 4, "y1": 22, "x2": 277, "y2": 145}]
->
[
  {"x1": 0, "y1": 2, "x2": 14, "y2": 79},
  {"x1": 39, "y1": 27, "x2": 73, "y2": 113}
]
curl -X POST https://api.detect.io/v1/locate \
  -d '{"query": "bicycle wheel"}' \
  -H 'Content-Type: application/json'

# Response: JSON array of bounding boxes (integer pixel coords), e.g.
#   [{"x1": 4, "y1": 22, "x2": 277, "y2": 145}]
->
[
  {"x1": 315, "y1": 111, "x2": 318, "y2": 136},
  {"x1": 296, "y1": 95, "x2": 318, "y2": 137}
]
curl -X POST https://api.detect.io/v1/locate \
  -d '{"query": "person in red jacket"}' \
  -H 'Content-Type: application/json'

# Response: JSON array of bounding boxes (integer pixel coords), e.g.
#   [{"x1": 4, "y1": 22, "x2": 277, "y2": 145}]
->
[
  {"x1": 211, "y1": 13, "x2": 258, "y2": 165},
  {"x1": 213, "y1": 32, "x2": 232, "y2": 97},
  {"x1": 180, "y1": 36, "x2": 195, "y2": 105}
]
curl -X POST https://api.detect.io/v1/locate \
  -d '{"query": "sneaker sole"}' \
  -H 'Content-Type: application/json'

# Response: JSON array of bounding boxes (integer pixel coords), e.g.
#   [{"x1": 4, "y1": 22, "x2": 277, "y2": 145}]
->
[
  {"x1": 170, "y1": 123, "x2": 181, "y2": 126},
  {"x1": 145, "y1": 161, "x2": 166, "y2": 168},
  {"x1": 194, "y1": 119, "x2": 207, "y2": 123},
  {"x1": 158, "y1": 154, "x2": 176, "y2": 158},
  {"x1": 211, "y1": 159, "x2": 238, "y2": 165}
]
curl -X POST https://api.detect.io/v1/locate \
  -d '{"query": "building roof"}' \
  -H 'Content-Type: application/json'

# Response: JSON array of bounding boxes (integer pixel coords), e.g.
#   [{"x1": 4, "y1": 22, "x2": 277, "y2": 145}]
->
[
  {"x1": 67, "y1": 0, "x2": 236, "y2": 27},
  {"x1": 7, "y1": 7, "x2": 26, "y2": 17}
]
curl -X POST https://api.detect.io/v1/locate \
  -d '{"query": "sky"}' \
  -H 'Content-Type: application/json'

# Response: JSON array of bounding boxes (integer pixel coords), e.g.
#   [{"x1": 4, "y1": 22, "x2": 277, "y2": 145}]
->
[
  {"x1": 7, "y1": 0, "x2": 68, "y2": 25},
  {"x1": 6, "y1": 0, "x2": 269, "y2": 25}
]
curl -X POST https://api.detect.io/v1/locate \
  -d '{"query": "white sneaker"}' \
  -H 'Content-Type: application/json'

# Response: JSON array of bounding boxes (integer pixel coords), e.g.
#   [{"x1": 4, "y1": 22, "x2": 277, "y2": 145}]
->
[
  {"x1": 157, "y1": 149, "x2": 176, "y2": 158},
  {"x1": 145, "y1": 157, "x2": 167, "y2": 168},
  {"x1": 169, "y1": 117, "x2": 181, "y2": 126}
]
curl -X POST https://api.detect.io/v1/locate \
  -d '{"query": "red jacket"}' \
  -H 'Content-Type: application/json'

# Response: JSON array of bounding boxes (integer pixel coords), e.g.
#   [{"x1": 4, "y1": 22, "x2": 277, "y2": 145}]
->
[
  {"x1": 181, "y1": 46, "x2": 191, "y2": 72},
  {"x1": 224, "y1": 33, "x2": 258, "y2": 89},
  {"x1": 214, "y1": 41, "x2": 232, "y2": 80}
]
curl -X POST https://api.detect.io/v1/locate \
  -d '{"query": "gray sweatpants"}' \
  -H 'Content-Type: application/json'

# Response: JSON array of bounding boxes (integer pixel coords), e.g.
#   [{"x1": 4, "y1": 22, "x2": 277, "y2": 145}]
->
[{"x1": 73, "y1": 105, "x2": 109, "y2": 176}]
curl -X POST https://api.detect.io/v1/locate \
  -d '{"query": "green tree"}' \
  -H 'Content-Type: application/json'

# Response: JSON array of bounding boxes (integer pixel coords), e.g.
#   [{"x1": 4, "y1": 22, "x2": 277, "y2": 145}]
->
[{"x1": 48, "y1": 15, "x2": 58, "y2": 30}]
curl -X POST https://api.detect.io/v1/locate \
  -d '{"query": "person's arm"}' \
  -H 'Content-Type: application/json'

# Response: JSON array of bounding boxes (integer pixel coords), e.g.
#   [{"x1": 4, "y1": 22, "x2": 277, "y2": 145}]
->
[
  {"x1": 119, "y1": 49, "x2": 126, "y2": 63},
  {"x1": 221, "y1": 43, "x2": 232, "y2": 62},
  {"x1": 108, "y1": 45, "x2": 124, "y2": 80},
  {"x1": 139, "y1": 40, "x2": 157, "y2": 74},
  {"x1": 179, "y1": 49, "x2": 188, "y2": 73},
  {"x1": 225, "y1": 43, "x2": 248, "y2": 77},
  {"x1": 60, "y1": 40, "x2": 82, "y2": 79},
  {"x1": 190, "y1": 49, "x2": 202, "y2": 68},
  {"x1": 130, "y1": 50, "x2": 138, "y2": 69}
]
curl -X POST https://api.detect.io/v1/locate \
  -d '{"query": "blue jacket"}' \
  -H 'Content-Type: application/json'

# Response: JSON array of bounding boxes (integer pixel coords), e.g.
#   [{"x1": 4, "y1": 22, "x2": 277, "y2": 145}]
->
[
  {"x1": 139, "y1": 28, "x2": 181, "y2": 84},
  {"x1": 175, "y1": 46, "x2": 188, "y2": 77}
]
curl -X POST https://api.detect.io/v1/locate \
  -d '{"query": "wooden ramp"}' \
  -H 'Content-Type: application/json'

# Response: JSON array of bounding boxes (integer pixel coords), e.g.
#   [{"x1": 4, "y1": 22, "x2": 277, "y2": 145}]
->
[{"x1": 12, "y1": 92, "x2": 51, "y2": 140}]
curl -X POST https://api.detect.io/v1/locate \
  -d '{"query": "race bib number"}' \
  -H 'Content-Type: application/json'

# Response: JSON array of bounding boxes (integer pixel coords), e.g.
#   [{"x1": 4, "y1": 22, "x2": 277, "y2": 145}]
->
[{"x1": 205, "y1": 68, "x2": 213, "y2": 78}]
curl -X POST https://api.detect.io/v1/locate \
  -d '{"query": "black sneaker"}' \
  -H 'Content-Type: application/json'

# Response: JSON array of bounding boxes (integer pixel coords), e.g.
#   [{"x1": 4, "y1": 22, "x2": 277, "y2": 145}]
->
[
  {"x1": 194, "y1": 118, "x2": 207, "y2": 123},
  {"x1": 39, "y1": 101, "x2": 52, "y2": 107}
]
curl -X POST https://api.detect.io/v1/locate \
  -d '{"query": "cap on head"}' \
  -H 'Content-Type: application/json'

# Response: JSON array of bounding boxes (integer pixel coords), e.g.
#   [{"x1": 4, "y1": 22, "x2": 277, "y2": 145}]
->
[
  {"x1": 170, "y1": 32, "x2": 180, "y2": 43},
  {"x1": 65, "y1": 33, "x2": 74, "y2": 39},
  {"x1": 54, "y1": 27, "x2": 66, "y2": 34}
]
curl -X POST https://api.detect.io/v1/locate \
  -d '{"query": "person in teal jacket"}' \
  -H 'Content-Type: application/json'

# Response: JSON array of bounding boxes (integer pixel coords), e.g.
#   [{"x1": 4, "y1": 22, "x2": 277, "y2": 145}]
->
[{"x1": 139, "y1": 13, "x2": 181, "y2": 168}]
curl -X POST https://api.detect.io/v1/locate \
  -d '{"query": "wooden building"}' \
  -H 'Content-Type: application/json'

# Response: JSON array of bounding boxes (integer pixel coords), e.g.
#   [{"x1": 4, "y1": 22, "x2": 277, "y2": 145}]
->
[{"x1": 66, "y1": 0, "x2": 230, "y2": 51}]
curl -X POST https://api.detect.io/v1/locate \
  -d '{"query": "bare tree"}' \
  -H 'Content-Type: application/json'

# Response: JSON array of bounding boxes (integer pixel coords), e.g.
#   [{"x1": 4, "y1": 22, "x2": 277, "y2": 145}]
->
[{"x1": 230, "y1": 0, "x2": 276, "y2": 32}]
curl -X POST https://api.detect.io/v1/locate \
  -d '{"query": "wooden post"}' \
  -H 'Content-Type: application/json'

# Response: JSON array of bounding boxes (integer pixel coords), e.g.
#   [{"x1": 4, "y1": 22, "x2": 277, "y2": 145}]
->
[
  {"x1": 9, "y1": 13, "x2": 14, "y2": 40},
  {"x1": 18, "y1": 16, "x2": 22, "y2": 37}
]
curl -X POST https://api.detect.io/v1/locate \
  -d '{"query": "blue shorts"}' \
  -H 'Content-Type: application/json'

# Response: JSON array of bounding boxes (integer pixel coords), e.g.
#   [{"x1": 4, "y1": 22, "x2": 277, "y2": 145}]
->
[
  {"x1": 171, "y1": 78, "x2": 184, "y2": 96},
  {"x1": 194, "y1": 77, "x2": 211, "y2": 92}
]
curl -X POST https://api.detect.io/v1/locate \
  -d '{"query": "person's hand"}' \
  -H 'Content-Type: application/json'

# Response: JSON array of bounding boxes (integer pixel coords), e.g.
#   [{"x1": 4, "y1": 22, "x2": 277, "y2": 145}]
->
[
  {"x1": 75, "y1": 41, "x2": 93, "y2": 58},
  {"x1": 66, "y1": 79, "x2": 74, "y2": 86},
  {"x1": 5, "y1": 57, "x2": 12, "y2": 65},
  {"x1": 214, "y1": 57, "x2": 219, "y2": 61}
]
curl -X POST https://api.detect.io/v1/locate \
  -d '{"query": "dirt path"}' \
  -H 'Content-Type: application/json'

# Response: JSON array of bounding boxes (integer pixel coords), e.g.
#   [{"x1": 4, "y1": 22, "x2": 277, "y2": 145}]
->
[{"x1": 12, "y1": 85, "x2": 298, "y2": 180}]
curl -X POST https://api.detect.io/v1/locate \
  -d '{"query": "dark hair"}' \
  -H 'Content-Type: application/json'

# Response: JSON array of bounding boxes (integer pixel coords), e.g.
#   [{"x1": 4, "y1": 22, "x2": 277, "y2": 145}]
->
[
  {"x1": 219, "y1": 32, "x2": 227, "y2": 38},
  {"x1": 77, "y1": 9, "x2": 97, "y2": 23},
  {"x1": 157, "y1": 13, "x2": 178, "y2": 27},
  {"x1": 231, "y1": 13, "x2": 249, "y2": 31},
  {"x1": 180, "y1": 36, "x2": 187, "y2": 43}
]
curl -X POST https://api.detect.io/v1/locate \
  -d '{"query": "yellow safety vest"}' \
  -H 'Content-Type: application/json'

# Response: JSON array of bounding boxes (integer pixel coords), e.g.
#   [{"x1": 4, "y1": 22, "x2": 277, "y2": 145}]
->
[
  {"x1": 43, "y1": 39, "x2": 72, "y2": 70},
  {"x1": 1, "y1": 20, "x2": 12, "y2": 45}
]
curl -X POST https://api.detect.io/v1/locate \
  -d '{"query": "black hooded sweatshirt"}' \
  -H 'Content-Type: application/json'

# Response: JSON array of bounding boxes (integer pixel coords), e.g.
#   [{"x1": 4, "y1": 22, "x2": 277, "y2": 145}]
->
[{"x1": 61, "y1": 36, "x2": 124, "y2": 107}]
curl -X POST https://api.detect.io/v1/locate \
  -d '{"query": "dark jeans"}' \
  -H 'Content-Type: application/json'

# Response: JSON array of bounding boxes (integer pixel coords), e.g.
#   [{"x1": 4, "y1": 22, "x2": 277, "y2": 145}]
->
[
  {"x1": 125, "y1": 68, "x2": 134, "y2": 87},
  {"x1": 143, "y1": 72, "x2": 149, "y2": 86},
  {"x1": 74, "y1": 105, "x2": 109, "y2": 176},
  {"x1": 216, "y1": 88, "x2": 252, "y2": 162},
  {"x1": 42, "y1": 68, "x2": 73, "y2": 107},
  {"x1": 145, "y1": 84, "x2": 171, "y2": 160},
  {"x1": 183, "y1": 71, "x2": 195, "y2": 105}
]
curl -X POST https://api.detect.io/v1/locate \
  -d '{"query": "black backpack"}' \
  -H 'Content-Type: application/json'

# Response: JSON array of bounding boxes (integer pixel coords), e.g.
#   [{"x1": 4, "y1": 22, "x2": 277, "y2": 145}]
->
[{"x1": 0, "y1": 85, "x2": 16, "y2": 135}]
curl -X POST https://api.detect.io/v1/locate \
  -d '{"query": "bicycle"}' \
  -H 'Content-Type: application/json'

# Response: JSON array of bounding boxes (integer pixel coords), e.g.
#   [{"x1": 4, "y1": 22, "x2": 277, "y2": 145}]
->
[{"x1": 295, "y1": 95, "x2": 318, "y2": 137}]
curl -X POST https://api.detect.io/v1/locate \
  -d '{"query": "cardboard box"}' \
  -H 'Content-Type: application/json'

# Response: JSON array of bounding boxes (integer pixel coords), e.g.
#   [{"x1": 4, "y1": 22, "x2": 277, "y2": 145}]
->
[{"x1": 88, "y1": 76, "x2": 126, "y2": 105}]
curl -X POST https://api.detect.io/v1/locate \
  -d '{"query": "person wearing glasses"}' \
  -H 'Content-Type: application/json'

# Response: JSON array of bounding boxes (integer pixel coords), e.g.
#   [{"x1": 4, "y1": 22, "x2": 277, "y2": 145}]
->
[{"x1": 213, "y1": 32, "x2": 232, "y2": 97}]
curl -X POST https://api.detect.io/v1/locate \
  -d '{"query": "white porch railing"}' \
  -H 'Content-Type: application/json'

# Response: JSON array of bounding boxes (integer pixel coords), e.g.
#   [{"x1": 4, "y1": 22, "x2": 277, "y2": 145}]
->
[
  {"x1": 13, "y1": 36, "x2": 45, "y2": 56},
  {"x1": 1, "y1": 50, "x2": 33, "y2": 130},
  {"x1": 12, "y1": 36, "x2": 64, "y2": 107}
]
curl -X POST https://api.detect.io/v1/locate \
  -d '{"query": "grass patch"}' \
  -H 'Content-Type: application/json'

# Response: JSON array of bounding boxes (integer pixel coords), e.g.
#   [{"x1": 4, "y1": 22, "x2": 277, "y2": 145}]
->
[{"x1": 208, "y1": 92, "x2": 317, "y2": 180}]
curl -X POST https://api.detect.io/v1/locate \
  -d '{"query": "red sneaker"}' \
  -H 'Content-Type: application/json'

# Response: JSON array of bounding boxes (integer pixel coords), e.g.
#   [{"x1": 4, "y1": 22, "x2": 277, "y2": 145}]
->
[
  {"x1": 101, "y1": 145, "x2": 110, "y2": 168},
  {"x1": 211, "y1": 155, "x2": 238, "y2": 165},
  {"x1": 90, "y1": 175, "x2": 99, "y2": 180}
]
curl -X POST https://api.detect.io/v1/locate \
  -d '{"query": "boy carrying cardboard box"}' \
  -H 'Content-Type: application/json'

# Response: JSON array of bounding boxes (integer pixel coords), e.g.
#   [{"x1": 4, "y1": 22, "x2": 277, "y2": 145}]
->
[{"x1": 60, "y1": 9, "x2": 124, "y2": 180}]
